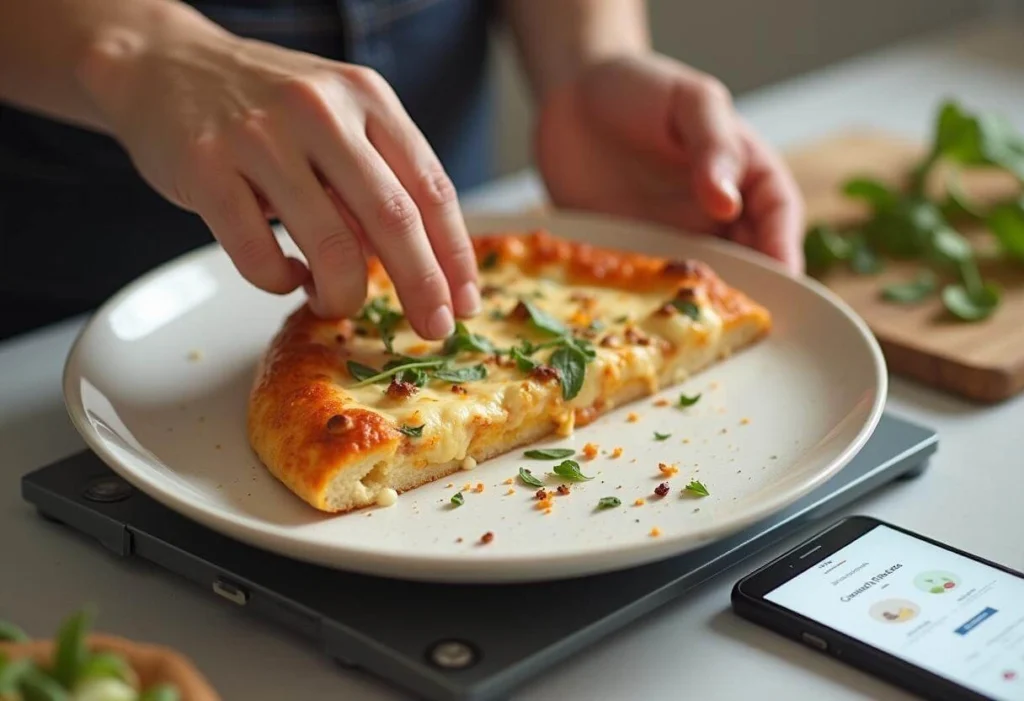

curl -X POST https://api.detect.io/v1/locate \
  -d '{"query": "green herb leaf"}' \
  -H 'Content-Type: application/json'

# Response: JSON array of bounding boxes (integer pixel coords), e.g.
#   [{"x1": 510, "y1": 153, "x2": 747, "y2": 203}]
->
[
  {"x1": 0, "y1": 655, "x2": 33, "y2": 695},
  {"x1": 929, "y1": 227, "x2": 974, "y2": 266},
  {"x1": 519, "y1": 300, "x2": 567, "y2": 337},
  {"x1": 596, "y1": 496, "x2": 621, "y2": 510},
  {"x1": 450, "y1": 492, "x2": 464, "y2": 507},
  {"x1": 433, "y1": 364, "x2": 488, "y2": 383},
  {"x1": 678, "y1": 393, "x2": 701, "y2": 407},
  {"x1": 843, "y1": 177, "x2": 899, "y2": 211},
  {"x1": 488, "y1": 309, "x2": 505, "y2": 321},
  {"x1": 442, "y1": 322, "x2": 495, "y2": 356},
  {"x1": 480, "y1": 251, "x2": 499, "y2": 270},
  {"x1": 613, "y1": 315, "x2": 630, "y2": 324},
  {"x1": 881, "y1": 270, "x2": 938, "y2": 304},
  {"x1": 653, "y1": 432, "x2": 671, "y2": 441},
  {"x1": 804, "y1": 224, "x2": 852, "y2": 273},
  {"x1": 941, "y1": 171, "x2": 986, "y2": 222},
  {"x1": 523, "y1": 448, "x2": 576, "y2": 460},
  {"x1": 683, "y1": 480, "x2": 710, "y2": 497},
  {"x1": 848, "y1": 234, "x2": 884, "y2": 274},
  {"x1": 518, "y1": 467, "x2": 545, "y2": 488},
  {"x1": 350, "y1": 358, "x2": 446, "y2": 388},
  {"x1": 398, "y1": 424, "x2": 424, "y2": 438},
  {"x1": 986, "y1": 198, "x2": 1024, "y2": 261},
  {"x1": 551, "y1": 459, "x2": 592, "y2": 482},
  {"x1": 511, "y1": 347, "x2": 538, "y2": 372},
  {"x1": 669, "y1": 299, "x2": 701, "y2": 321},
  {"x1": 357, "y1": 297, "x2": 404, "y2": 354},
  {"x1": 139, "y1": 685, "x2": 181, "y2": 701},
  {"x1": 0, "y1": 621, "x2": 28, "y2": 643},
  {"x1": 346, "y1": 360, "x2": 380, "y2": 383},
  {"x1": 942, "y1": 282, "x2": 1000, "y2": 321},
  {"x1": 550, "y1": 346, "x2": 586, "y2": 400},
  {"x1": 53, "y1": 606, "x2": 94, "y2": 688},
  {"x1": 586, "y1": 320, "x2": 606, "y2": 333},
  {"x1": 78, "y1": 652, "x2": 133, "y2": 685},
  {"x1": 16, "y1": 668, "x2": 68, "y2": 701}
]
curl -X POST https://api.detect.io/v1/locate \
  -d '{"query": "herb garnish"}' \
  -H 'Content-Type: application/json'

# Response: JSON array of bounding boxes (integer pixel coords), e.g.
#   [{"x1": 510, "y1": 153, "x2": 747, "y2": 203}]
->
[
  {"x1": 678, "y1": 393, "x2": 702, "y2": 407},
  {"x1": 350, "y1": 358, "x2": 447, "y2": 388},
  {"x1": 524, "y1": 448, "x2": 575, "y2": 460},
  {"x1": 518, "y1": 467, "x2": 545, "y2": 488},
  {"x1": 551, "y1": 459, "x2": 593, "y2": 482},
  {"x1": 670, "y1": 299, "x2": 701, "y2": 320},
  {"x1": 481, "y1": 251, "x2": 499, "y2": 270},
  {"x1": 451, "y1": 492, "x2": 464, "y2": 507},
  {"x1": 881, "y1": 270, "x2": 938, "y2": 304},
  {"x1": 347, "y1": 360, "x2": 380, "y2": 382},
  {"x1": 683, "y1": 480, "x2": 710, "y2": 497},
  {"x1": 520, "y1": 299, "x2": 568, "y2": 337},
  {"x1": 356, "y1": 297, "x2": 403, "y2": 353},
  {"x1": 433, "y1": 364, "x2": 488, "y2": 383},
  {"x1": 398, "y1": 424, "x2": 424, "y2": 438},
  {"x1": 654, "y1": 432, "x2": 671, "y2": 441},
  {"x1": 503, "y1": 301, "x2": 598, "y2": 400},
  {"x1": 442, "y1": 321, "x2": 495, "y2": 355},
  {"x1": 597, "y1": 496, "x2": 621, "y2": 510}
]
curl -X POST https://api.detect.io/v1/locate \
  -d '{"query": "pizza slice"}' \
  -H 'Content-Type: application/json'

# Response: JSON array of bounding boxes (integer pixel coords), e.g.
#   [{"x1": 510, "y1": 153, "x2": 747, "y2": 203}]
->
[{"x1": 247, "y1": 230, "x2": 771, "y2": 513}]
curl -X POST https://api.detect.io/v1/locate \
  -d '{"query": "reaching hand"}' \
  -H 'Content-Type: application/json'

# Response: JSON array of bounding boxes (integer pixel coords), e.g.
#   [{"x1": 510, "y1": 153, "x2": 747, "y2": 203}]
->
[
  {"x1": 81, "y1": 18, "x2": 479, "y2": 339},
  {"x1": 535, "y1": 55, "x2": 804, "y2": 274}
]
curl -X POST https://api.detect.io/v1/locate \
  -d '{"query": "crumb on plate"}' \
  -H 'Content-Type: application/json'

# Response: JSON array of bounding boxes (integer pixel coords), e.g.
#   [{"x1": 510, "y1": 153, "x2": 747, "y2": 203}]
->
[
  {"x1": 480, "y1": 532, "x2": 494, "y2": 545},
  {"x1": 740, "y1": 417, "x2": 751, "y2": 425},
  {"x1": 187, "y1": 350, "x2": 202, "y2": 362},
  {"x1": 653, "y1": 398, "x2": 670, "y2": 407},
  {"x1": 626, "y1": 412, "x2": 640, "y2": 423},
  {"x1": 658, "y1": 463, "x2": 679, "y2": 477},
  {"x1": 611, "y1": 447, "x2": 624, "y2": 458},
  {"x1": 473, "y1": 482, "x2": 485, "y2": 493},
  {"x1": 505, "y1": 488, "x2": 516, "y2": 496},
  {"x1": 634, "y1": 498, "x2": 646, "y2": 507},
  {"x1": 649, "y1": 527, "x2": 662, "y2": 538},
  {"x1": 582, "y1": 443, "x2": 599, "y2": 459},
  {"x1": 556, "y1": 484, "x2": 571, "y2": 496}
]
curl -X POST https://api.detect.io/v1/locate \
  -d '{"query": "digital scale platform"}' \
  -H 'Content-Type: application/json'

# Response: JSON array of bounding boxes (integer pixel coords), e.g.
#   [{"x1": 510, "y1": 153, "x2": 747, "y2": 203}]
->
[{"x1": 21, "y1": 413, "x2": 937, "y2": 701}]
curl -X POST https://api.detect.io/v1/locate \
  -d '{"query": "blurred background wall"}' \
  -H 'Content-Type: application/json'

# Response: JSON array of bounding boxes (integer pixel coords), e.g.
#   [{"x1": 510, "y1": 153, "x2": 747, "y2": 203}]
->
[{"x1": 489, "y1": 0, "x2": 1015, "y2": 176}]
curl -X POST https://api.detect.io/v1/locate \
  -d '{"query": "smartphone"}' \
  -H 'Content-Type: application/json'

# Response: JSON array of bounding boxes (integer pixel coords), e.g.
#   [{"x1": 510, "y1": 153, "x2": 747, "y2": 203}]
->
[{"x1": 732, "y1": 515, "x2": 1024, "y2": 701}]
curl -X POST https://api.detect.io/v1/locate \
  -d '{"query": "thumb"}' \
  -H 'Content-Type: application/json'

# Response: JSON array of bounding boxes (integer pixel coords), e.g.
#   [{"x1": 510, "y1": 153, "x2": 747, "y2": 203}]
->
[{"x1": 669, "y1": 77, "x2": 746, "y2": 222}]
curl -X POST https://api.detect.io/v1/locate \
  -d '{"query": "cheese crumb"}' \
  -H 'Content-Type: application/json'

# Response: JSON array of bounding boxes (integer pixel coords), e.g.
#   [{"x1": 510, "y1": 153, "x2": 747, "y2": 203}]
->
[
  {"x1": 187, "y1": 350, "x2": 202, "y2": 362},
  {"x1": 473, "y1": 483, "x2": 485, "y2": 493},
  {"x1": 653, "y1": 398, "x2": 670, "y2": 407},
  {"x1": 536, "y1": 496, "x2": 555, "y2": 510},
  {"x1": 460, "y1": 456, "x2": 477, "y2": 471},
  {"x1": 634, "y1": 498, "x2": 646, "y2": 507},
  {"x1": 503, "y1": 478, "x2": 514, "y2": 485},
  {"x1": 462, "y1": 482, "x2": 472, "y2": 491},
  {"x1": 445, "y1": 483, "x2": 454, "y2": 488},
  {"x1": 505, "y1": 489, "x2": 516, "y2": 496},
  {"x1": 611, "y1": 447, "x2": 624, "y2": 458},
  {"x1": 740, "y1": 417, "x2": 751, "y2": 425},
  {"x1": 682, "y1": 438, "x2": 691, "y2": 445},
  {"x1": 658, "y1": 463, "x2": 679, "y2": 477},
  {"x1": 649, "y1": 527, "x2": 662, "y2": 538},
  {"x1": 626, "y1": 412, "x2": 640, "y2": 423},
  {"x1": 376, "y1": 488, "x2": 398, "y2": 507},
  {"x1": 582, "y1": 443, "x2": 599, "y2": 459}
]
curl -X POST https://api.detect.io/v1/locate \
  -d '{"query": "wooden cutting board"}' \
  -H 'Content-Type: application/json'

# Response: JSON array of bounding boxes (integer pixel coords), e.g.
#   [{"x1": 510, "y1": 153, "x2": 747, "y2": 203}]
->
[{"x1": 784, "y1": 131, "x2": 1024, "y2": 403}]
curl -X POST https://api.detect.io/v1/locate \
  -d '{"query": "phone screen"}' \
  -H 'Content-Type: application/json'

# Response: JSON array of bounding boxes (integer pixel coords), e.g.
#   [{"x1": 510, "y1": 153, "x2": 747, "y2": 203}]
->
[{"x1": 765, "y1": 524, "x2": 1024, "y2": 700}]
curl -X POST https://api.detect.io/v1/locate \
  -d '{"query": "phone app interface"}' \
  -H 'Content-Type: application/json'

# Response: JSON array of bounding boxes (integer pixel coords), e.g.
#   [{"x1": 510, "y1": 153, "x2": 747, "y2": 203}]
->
[{"x1": 766, "y1": 525, "x2": 1024, "y2": 700}]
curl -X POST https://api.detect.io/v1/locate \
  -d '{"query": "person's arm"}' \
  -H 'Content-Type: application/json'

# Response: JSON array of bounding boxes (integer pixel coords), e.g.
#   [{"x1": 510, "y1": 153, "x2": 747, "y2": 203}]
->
[
  {"x1": 499, "y1": 0, "x2": 650, "y2": 100},
  {"x1": 0, "y1": 0, "x2": 216, "y2": 133}
]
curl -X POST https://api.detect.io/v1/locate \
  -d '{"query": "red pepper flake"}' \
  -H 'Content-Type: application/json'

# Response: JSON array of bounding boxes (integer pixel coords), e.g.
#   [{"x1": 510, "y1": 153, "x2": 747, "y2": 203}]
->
[
  {"x1": 529, "y1": 365, "x2": 560, "y2": 383},
  {"x1": 654, "y1": 482, "x2": 670, "y2": 498},
  {"x1": 535, "y1": 488, "x2": 548, "y2": 500},
  {"x1": 556, "y1": 484, "x2": 571, "y2": 496},
  {"x1": 386, "y1": 378, "x2": 418, "y2": 399},
  {"x1": 451, "y1": 385, "x2": 468, "y2": 395},
  {"x1": 456, "y1": 537, "x2": 464, "y2": 543},
  {"x1": 480, "y1": 532, "x2": 494, "y2": 545}
]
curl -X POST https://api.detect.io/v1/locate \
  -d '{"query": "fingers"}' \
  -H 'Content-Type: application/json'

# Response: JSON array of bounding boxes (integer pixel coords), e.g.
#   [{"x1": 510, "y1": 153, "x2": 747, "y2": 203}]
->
[
  {"x1": 192, "y1": 171, "x2": 308, "y2": 294},
  {"x1": 367, "y1": 110, "x2": 480, "y2": 319},
  {"x1": 736, "y1": 121, "x2": 805, "y2": 275},
  {"x1": 670, "y1": 75, "x2": 746, "y2": 223}
]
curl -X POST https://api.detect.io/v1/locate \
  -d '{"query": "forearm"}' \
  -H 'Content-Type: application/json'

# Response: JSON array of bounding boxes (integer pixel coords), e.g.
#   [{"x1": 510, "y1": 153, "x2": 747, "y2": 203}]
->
[
  {"x1": 500, "y1": 0, "x2": 650, "y2": 100},
  {"x1": 0, "y1": 0, "x2": 222, "y2": 133}
]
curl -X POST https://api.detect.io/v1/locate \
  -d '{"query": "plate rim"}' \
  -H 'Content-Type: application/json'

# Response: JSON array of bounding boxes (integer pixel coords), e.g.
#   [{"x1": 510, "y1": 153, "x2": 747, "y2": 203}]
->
[{"x1": 62, "y1": 210, "x2": 888, "y2": 583}]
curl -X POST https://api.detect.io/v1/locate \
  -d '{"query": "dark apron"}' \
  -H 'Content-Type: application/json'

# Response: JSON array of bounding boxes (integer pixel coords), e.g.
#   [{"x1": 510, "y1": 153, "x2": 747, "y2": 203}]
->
[{"x1": 0, "y1": 0, "x2": 496, "y2": 339}]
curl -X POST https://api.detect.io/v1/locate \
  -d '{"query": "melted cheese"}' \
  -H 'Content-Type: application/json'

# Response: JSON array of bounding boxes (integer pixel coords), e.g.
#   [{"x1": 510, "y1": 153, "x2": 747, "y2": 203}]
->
[{"x1": 335, "y1": 263, "x2": 724, "y2": 466}]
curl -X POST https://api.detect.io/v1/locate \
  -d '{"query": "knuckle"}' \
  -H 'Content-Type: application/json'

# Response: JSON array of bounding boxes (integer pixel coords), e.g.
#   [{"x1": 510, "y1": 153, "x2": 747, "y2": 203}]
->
[
  {"x1": 314, "y1": 229, "x2": 362, "y2": 269},
  {"x1": 346, "y1": 66, "x2": 391, "y2": 100},
  {"x1": 408, "y1": 267, "x2": 448, "y2": 300},
  {"x1": 696, "y1": 75, "x2": 732, "y2": 105},
  {"x1": 375, "y1": 190, "x2": 421, "y2": 236},
  {"x1": 415, "y1": 166, "x2": 457, "y2": 208},
  {"x1": 232, "y1": 108, "x2": 275, "y2": 145}
]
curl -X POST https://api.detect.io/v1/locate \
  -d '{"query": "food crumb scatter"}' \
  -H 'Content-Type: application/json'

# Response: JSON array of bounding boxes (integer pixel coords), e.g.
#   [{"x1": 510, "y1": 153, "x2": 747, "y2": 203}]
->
[
  {"x1": 626, "y1": 412, "x2": 640, "y2": 423},
  {"x1": 611, "y1": 447, "x2": 624, "y2": 458},
  {"x1": 536, "y1": 496, "x2": 554, "y2": 511},
  {"x1": 649, "y1": 527, "x2": 662, "y2": 538},
  {"x1": 654, "y1": 482, "x2": 670, "y2": 497},
  {"x1": 582, "y1": 443, "x2": 599, "y2": 459},
  {"x1": 658, "y1": 463, "x2": 679, "y2": 477},
  {"x1": 480, "y1": 532, "x2": 494, "y2": 545},
  {"x1": 462, "y1": 482, "x2": 472, "y2": 491},
  {"x1": 653, "y1": 398, "x2": 670, "y2": 407},
  {"x1": 556, "y1": 484, "x2": 571, "y2": 496},
  {"x1": 634, "y1": 498, "x2": 646, "y2": 507}
]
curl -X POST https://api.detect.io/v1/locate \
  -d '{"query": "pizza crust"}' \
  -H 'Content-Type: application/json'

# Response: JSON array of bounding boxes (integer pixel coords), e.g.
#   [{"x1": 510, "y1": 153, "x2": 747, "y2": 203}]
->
[{"x1": 247, "y1": 230, "x2": 771, "y2": 513}]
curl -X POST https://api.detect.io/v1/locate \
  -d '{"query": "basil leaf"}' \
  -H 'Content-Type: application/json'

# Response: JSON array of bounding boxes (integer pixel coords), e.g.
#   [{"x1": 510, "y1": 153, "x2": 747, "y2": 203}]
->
[
  {"x1": 433, "y1": 364, "x2": 488, "y2": 383},
  {"x1": 450, "y1": 492, "x2": 464, "y2": 507},
  {"x1": 357, "y1": 297, "x2": 404, "y2": 354},
  {"x1": 139, "y1": 686, "x2": 181, "y2": 701},
  {"x1": 683, "y1": 480, "x2": 710, "y2": 497},
  {"x1": 523, "y1": 448, "x2": 575, "y2": 460},
  {"x1": 881, "y1": 270, "x2": 938, "y2": 304},
  {"x1": 480, "y1": 251, "x2": 499, "y2": 270},
  {"x1": 597, "y1": 497, "x2": 621, "y2": 510},
  {"x1": 678, "y1": 393, "x2": 701, "y2": 407},
  {"x1": 78, "y1": 652, "x2": 132, "y2": 684},
  {"x1": 518, "y1": 467, "x2": 545, "y2": 488},
  {"x1": 568, "y1": 336, "x2": 597, "y2": 361},
  {"x1": 53, "y1": 606, "x2": 93, "y2": 687},
  {"x1": 520, "y1": 299, "x2": 567, "y2": 337},
  {"x1": 942, "y1": 282, "x2": 1000, "y2": 321},
  {"x1": 929, "y1": 227, "x2": 973, "y2": 266},
  {"x1": 0, "y1": 656, "x2": 33, "y2": 695},
  {"x1": 550, "y1": 346, "x2": 586, "y2": 401},
  {"x1": 653, "y1": 432, "x2": 671, "y2": 441},
  {"x1": 442, "y1": 322, "x2": 495, "y2": 356},
  {"x1": 986, "y1": 199, "x2": 1024, "y2": 261},
  {"x1": 0, "y1": 621, "x2": 28, "y2": 643},
  {"x1": 848, "y1": 234, "x2": 884, "y2": 275},
  {"x1": 804, "y1": 224, "x2": 852, "y2": 273},
  {"x1": 350, "y1": 359, "x2": 446, "y2": 388},
  {"x1": 670, "y1": 299, "x2": 701, "y2": 320},
  {"x1": 396, "y1": 367, "x2": 428, "y2": 387},
  {"x1": 346, "y1": 361, "x2": 380, "y2": 383},
  {"x1": 551, "y1": 459, "x2": 592, "y2": 482},
  {"x1": 398, "y1": 424, "x2": 425, "y2": 438},
  {"x1": 843, "y1": 177, "x2": 898, "y2": 211},
  {"x1": 511, "y1": 347, "x2": 538, "y2": 372},
  {"x1": 16, "y1": 668, "x2": 68, "y2": 701},
  {"x1": 941, "y1": 171, "x2": 986, "y2": 222}
]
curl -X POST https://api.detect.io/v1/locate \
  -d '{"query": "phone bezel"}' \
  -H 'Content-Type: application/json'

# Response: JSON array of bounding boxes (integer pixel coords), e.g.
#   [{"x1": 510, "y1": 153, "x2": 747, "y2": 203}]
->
[{"x1": 732, "y1": 514, "x2": 1024, "y2": 701}]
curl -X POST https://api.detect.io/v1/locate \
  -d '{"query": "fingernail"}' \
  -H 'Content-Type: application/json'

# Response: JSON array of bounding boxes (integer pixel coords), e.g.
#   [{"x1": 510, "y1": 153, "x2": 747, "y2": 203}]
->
[
  {"x1": 712, "y1": 156, "x2": 742, "y2": 207},
  {"x1": 454, "y1": 282, "x2": 482, "y2": 317},
  {"x1": 427, "y1": 305, "x2": 455, "y2": 339}
]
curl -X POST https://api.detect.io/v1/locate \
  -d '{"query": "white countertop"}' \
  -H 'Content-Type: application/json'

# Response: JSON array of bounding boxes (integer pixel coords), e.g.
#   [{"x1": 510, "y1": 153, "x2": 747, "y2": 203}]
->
[{"x1": 3, "y1": 18, "x2": 1024, "y2": 701}]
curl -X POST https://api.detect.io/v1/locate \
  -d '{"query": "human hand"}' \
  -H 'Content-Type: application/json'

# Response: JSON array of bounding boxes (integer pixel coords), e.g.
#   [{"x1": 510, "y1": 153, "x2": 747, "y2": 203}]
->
[
  {"x1": 79, "y1": 12, "x2": 479, "y2": 339},
  {"x1": 535, "y1": 55, "x2": 805, "y2": 274}
]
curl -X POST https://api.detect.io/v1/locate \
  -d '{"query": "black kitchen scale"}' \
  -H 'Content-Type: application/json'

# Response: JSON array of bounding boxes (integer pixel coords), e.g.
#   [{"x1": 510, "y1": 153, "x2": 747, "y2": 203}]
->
[{"x1": 21, "y1": 413, "x2": 936, "y2": 701}]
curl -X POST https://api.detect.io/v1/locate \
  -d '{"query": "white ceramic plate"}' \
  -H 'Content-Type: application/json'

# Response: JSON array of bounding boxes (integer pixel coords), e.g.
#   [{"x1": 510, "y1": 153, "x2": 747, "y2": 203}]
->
[{"x1": 63, "y1": 212, "x2": 886, "y2": 583}]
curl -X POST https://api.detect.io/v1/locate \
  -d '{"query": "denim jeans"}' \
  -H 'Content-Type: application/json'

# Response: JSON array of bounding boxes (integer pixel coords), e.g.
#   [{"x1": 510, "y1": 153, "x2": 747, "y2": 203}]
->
[{"x1": 0, "y1": 0, "x2": 497, "y2": 338}]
